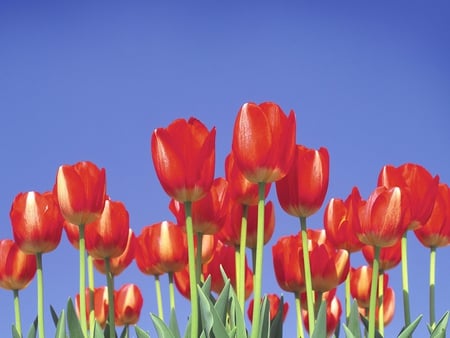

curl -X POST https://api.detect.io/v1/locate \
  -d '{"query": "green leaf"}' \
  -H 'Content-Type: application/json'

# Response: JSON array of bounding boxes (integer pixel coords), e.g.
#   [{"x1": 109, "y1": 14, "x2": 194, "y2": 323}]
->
[
  {"x1": 151, "y1": 313, "x2": 176, "y2": 338},
  {"x1": 342, "y1": 325, "x2": 356, "y2": 338},
  {"x1": 26, "y1": 316, "x2": 38, "y2": 338},
  {"x1": 92, "y1": 321, "x2": 104, "y2": 338},
  {"x1": 135, "y1": 325, "x2": 152, "y2": 338},
  {"x1": 50, "y1": 305, "x2": 60, "y2": 328},
  {"x1": 431, "y1": 311, "x2": 449, "y2": 338},
  {"x1": 11, "y1": 325, "x2": 21, "y2": 338},
  {"x1": 312, "y1": 300, "x2": 327, "y2": 338},
  {"x1": 258, "y1": 296, "x2": 270, "y2": 338},
  {"x1": 169, "y1": 308, "x2": 181, "y2": 338},
  {"x1": 215, "y1": 279, "x2": 231, "y2": 324},
  {"x1": 269, "y1": 295, "x2": 284, "y2": 338},
  {"x1": 55, "y1": 309, "x2": 66, "y2": 338},
  {"x1": 397, "y1": 314, "x2": 422, "y2": 338},
  {"x1": 346, "y1": 301, "x2": 362, "y2": 338},
  {"x1": 66, "y1": 298, "x2": 84, "y2": 338},
  {"x1": 360, "y1": 315, "x2": 383, "y2": 338},
  {"x1": 228, "y1": 285, "x2": 247, "y2": 338},
  {"x1": 197, "y1": 285, "x2": 229, "y2": 338}
]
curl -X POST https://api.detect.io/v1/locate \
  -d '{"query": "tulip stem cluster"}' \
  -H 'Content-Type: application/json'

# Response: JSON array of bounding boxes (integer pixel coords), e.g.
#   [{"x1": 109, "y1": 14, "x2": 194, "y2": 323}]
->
[
  {"x1": 368, "y1": 246, "x2": 381, "y2": 338},
  {"x1": 299, "y1": 216, "x2": 315, "y2": 335},
  {"x1": 401, "y1": 233, "x2": 412, "y2": 327},
  {"x1": 429, "y1": 246, "x2": 437, "y2": 330},
  {"x1": 249, "y1": 182, "x2": 267, "y2": 338}
]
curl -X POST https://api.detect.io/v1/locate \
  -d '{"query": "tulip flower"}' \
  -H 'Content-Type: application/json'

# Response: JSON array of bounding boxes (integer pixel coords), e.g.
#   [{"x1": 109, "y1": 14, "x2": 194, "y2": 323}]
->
[
  {"x1": 0, "y1": 239, "x2": 37, "y2": 337},
  {"x1": 115, "y1": 283, "x2": 144, "y2": 326},
  {"x1": 362, "y1": 240, "x2": 402, "y2": 272},
  {"x1": 76, "y1": 286, "x2": 109, "y2": 329},
  {"x1": 247, "y1": 294, "x2": 288, "y2": 323},
  {"x1": 169, "y1": 177, "x2": 230, "y2": 235},
  {"x1": 276, "y1": 145, "x2": 330, "y2": 218},
  {"x1": 359, "y1": 286, "x2": 396, "y2": 331},
  {"x1": 350, "y1": 266, "x2": 389, "y2": 308},
  {"x1": 55, "y1": 160, "x2": 107, "y2": 336}
]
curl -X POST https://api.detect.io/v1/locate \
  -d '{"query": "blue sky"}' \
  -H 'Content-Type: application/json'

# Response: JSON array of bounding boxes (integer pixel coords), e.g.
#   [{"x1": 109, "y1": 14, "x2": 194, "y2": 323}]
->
[{"x1": 1, "y1": 2, "x2": 449, "y2": 337}]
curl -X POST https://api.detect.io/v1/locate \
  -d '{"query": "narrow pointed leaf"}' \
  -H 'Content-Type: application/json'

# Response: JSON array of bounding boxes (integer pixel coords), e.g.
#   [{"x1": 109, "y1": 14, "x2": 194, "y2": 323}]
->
[
  {"x1": 342, "y1": 325, "x2": 356, "y2": 338},
  {"x1": 258, "y1": 296, "x2": 270, "y2": 338},
  {"x1": 66, "y1": 298, "x2": 83, "y2": 337},
  {"x1": 27, "y1": 316, "x2": 38, "y2": 338},
  {"x1": 397, "y1": 315, "x2": 423, "y2": 338},
  {"x1": 198, "y1": 285, "x2": 229, "y2": 338},
  {"x1": 169, "y1": 308, "x2": 181, "y2": 338},
  {"x1": 346, "y1": 301, "x2": 362, "y2": 338},
  {"x1": 312, "y1": 300, "x2": 327, "y2": 338},
  {"x1": 151, "y1": 313, "x2": 176, "y2": 338},
  {"x1": 215, "y1": 279, "x2": 231, "y2": 324},
  {"x1": 50, "y1": 305, "x2": 60, "y2": 327},
  {"x1": 55, "y1": 309, "x2": 66, "y2": 338},
  {"x1": 431, "y1": 311, "x2": 449, "y2": 338},
  {"x1": 270, "y1": 295, "x2": 284, "y2": 338},
  {"x1": 135, "y1": 325, "x2": 152, "y2": 338},
  {"x1": 12, "y1": 325, "x2": 21, "y2": 338},
  {"x1": 92, "y1": 321, "x2": 104, "y2": 338}
]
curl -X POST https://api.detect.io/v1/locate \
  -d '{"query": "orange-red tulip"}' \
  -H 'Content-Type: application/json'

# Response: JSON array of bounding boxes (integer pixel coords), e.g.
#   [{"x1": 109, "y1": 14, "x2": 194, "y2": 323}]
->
[
  {"x1": 85, "y1": 199, "x2": 129, "y2": 260},
  {"x1": 10, "y1": 191, "x2": 64, "y2": 254},
  {"x1": 169, "y1": 177, "x2": 230, "y2": 235},
  {"x1": 63, "y1": 220, "x2": 80, "y2": 249},
  {"x1": 231, "y1": 102, "x2": 296, "y2": 183},
  {"x1": 151, "y1": 117, "x2": 216, "y2": 202},
  {"x1": 115, "y1": 283, "x2": 144, "y2": 326},
  {"x1": 350, "y1": 266, "x2": 389, "y2": 308},
  {"x1": 276, "y1": 145, "x2": 329, "y2": 218},
  {"x1": 135, "y1": 221, "x2": 188, "y2": 275},
  {"x1": 225, "y1": 152, "x2": 271, "y2": 205},
  {"x1": 362, "y1": 239, "x2": 402, "y2": 272},
  {"x1": 272, "y1": 234, "x2": 305, "y2": 293},
  {"x1": 414, "y1": 183, "x2": 450, "y2": 248},
  {"x1": 93, "y1": 229, "x2": 136, "y2": 276},
  {"x1": 55, "y1": 161, "x2": 106, "y2": 225},
  {"x1": 247, "y1": 294, "x2": 288, "y2": 322},
  {"x1": 173, "y1": 265, "x2": 191, "y2": 300},
  {"x1": 378, "y1": 163, "x2": 439, "y2": 229},
  {"x1": 76, "y1": 286, "x2": 109, "y2": 329},
  {"x1": 359, "y1": 286, "x2": 396, "y2": 327},
  {"x1": 357, "y1": 186, "x2": 409, "y2": 247},
  {"x1": 324, "y1": 187, "x2": 365, "y2": 252},
  {"x1": 0, "y1": 239, "x2": 36, "y2": 290}
]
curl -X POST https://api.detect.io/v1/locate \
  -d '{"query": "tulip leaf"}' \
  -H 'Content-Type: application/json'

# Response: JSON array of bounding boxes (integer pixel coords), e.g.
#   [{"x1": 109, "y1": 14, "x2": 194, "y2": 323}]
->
[
  {"x1": 135, "y1": 325, "x2": 152, "y2": 338},
  {"x1": 430, "y1": 311, "x2": 449, "y2": 338},
  {"x1": 11, "y1": 325, "x2": 21, "y2": 338},
  {"x1": 229, "y1": 286, "x2": 247, "y2": 338},
  {"x1": 92, "y1": 321, "x2": 104, "y2": 338},
  {"x1": 342, "y1": 325, "x2": 356, "y2": 338},
  {"x1": 169, "y1": 308, "x2": 181, "y2": 338},
  {"x1": 26, "y1": 316, "x2": 38, "y2": 338},
  {"x1": 151, "y1": 313, "x2": 176, "y2": 338},
  {"x1": 269, "y1": 295, "x2": 284, "y2": 338},
  {"x1": 311, "y1": 300, "x2": 327, "y2": 338},
  {"x1": 360, "y1": 315, "x2": 383, "y2": 338},
  {"x1": 397, "y1": 314, "x2": 422, "y2": 338},
  {"x1": 50, "y1": 305, "x2": 60, "y2": 328},
  {"x1": 197, "y1": 284, "x2": 229, "y2": 338},
  {"x1": 258, "y1": 296, "x2": 270, "y2": 338},
  {"x1": 345, "y1": 301, "x2": 362, "y2": 338},
  {"x1": 66, "y1": 298, "x2": 84, "y2": 338},
  {"x1": 55, "y1": 309, "x2": 66, "y2": 338},
  {"x1": 215, "y1": 279, "x2": 231, "y2": 324}
]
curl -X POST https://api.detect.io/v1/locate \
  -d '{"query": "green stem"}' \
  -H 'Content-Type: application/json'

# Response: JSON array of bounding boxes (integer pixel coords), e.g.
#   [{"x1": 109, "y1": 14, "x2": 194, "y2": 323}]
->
[
  {"x1": 238, "y1": 204, "x2": 248, "y2": 312},
  {"x1": 378, "y1": 272, "x2": 384, "y2": 336},
  {"x1": 345, "y1": 265, "x2": 351, "y2": 324},
  {"x1": 168, "y1": 272, "x2": 176, "y2": 313},
  {"x1": 295, "y1": 292, "x2": 305, "y2": 338},
  {"x1": 368, "y1": 246, "x2": 380, "y2": 338},
  {"x1": 299, "y1": 216, "x2": 315, "y2": 335},
  {"x1": 235, "y1": 246, "x2": 241, "y2": 304},
  {"x1": 250, "y1": 182, "x2": 266, "y2": 338},
  {"x1": 13, "y1": 289, "x2": 22, "y2": 337},
  {"x1": 105, "y1": 258, "x2": 115, "y2": 338},
  {"x1": 429, "y1": 246, "x2": 436, "y2": 330},
  {"x1": 154, "y1": 275, "x2": 164, "y2": 320},
  {"x1": 36, "y1": 252, "x2": 45, "y2": 338},
  {"x1": 196, "y1": 232, "x2": 203, "y2": 283},
  {"x1": 88, "y1": 255, "x2": 95, "y2": 337},
  {"x1": 185, "y1": 201, "x2": 199, "y2": 338},
  {"x1": 79, "y1": 224, "x2": 88, "y2": 337},
  {"x1": 401, "y1": 232, "x2": 411, "y2": 327}
]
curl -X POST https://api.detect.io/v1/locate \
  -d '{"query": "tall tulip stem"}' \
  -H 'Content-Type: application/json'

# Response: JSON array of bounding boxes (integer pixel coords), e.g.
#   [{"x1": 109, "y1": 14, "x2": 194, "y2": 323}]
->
[
  {"x1": 295, "y1": 292, "x2": 305, "y2": 338},
  {"x1": 154, "y1": 275, "x2": 164, "y2": 320},
  {"x1": 88, "y1": 255, "x2": 95, "y2": 336},
  {"x1": 345, "y1": 269, "x2": 351, "y2": 324},
  {"x1": 168, "y1": 272, "x2": 176, "y2": 312},
  {"x1": 378, "y1": 272, "x2": 385, "y2": 335},
  {"x1": 401, "y1": 232, "x2": 411, "y2": 327},
  {"x1": 79, "y1": 223, "x2": 88, "y2": 337},
  {"x1": 429, "y1": 246, "x2": 436, "y2": 330},
  {"x1": 238, "y1": 204, "x2": 248, "y2": 312},
  {"x1": 36, "y1": 252, "x2": 45, "y2": 338},
  {"x1": 300, "y1": 216, "x2": 315, "y2": 334},
  {"x1": 250, "y1": 182, "x2": 266, "y2": 338},
  {"x1": 368, "y1": 246, "x2": 380, "y2": 338},
  {"x1": 13, "y1": 290, "x2": 22, "y2": 337},
  {"x1": 184, "y1": 201, "x2": 199, "y2": 338},
  {"x1": 196, "y1": 232, "x2": 203, "y2": 283},
  {"x1": 105, "y1": 258, "x2": 115, "y2": 338}
]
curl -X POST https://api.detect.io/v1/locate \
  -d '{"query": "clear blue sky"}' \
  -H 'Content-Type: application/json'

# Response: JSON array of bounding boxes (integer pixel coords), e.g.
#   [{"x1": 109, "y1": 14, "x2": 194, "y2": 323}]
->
[{"x1": 1, "y1": 2, "x2": 449, "y2": 337}]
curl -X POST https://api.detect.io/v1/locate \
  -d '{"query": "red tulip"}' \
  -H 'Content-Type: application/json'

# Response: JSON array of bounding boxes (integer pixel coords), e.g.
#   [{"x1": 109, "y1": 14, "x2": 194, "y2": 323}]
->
[
  {"x1": 115, "y1": 283, "x2": 144, "y2": 326},
  {"x1": 350, "y1": 266, "x2": 389, "y2": 308},
  {"x1": 324, "y1": 187, "x2": 365, "y2": 252},
  {"x1": 357, "y1": 186, "x2": 409, "y2": 247},
  {"x1": 63, "y1": 220, "x2": 80, "y2": 249},
  {"x1": 225, "y1": 152, "x2": 271, "y2": 205},
  {"x1": 231, "y1": 102, "x2": 296, "y2": 183},
  {"x1": 93, "y1": 229, "x2": 136, "y2": 276},
  {"x1": 0, "y1": 239, "x2": 36, "y2": 290},
  {"x1": 169, "y1": 178, "x2": 230, "y2": 235},
  {"x1": 378, "y1": 163, "x2": 439, "y2": 229},
  {"x1": 362, "y1": 239, "x2": 402, "y2": 272},
  {"x1": 85, "y1": 199, "x2": 129, "y2": 260},
  {"x1": 55, "y1": 161, "x2": 106, "y2": 225},
  {"x1": 10, "y1": 191, "x2": 64, "y2": 254},
  {"x1": 272, "y1": 234, "x2": 305, "y2": 293},
  {"x1": 76, "y1": 286, "x2": 109, "y2": 329},
  {"x1": 414, "y1": 183, "x2": 450, "y2": 248},
  {"x1": 359, "y1": 286, "x2": 396, "y2": 326},
  {"x1": 135, "y1": 221, "x2": 188, "y2": 275},
  {"x1": 247, "y1": 294, "x2": 289, "y2": 322},
  {"x1": 173, "y1": 265, "x2": 191, "y2": 300},
  {"x1": 276, "y1": 145, "x2": 330, "y2": 217},
  {"x1": 194, "y1": 233, "x2": 217, "y2": 265},
  {"x1": 151, "y1": 117, "x2": 216, "y2": 202}
]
